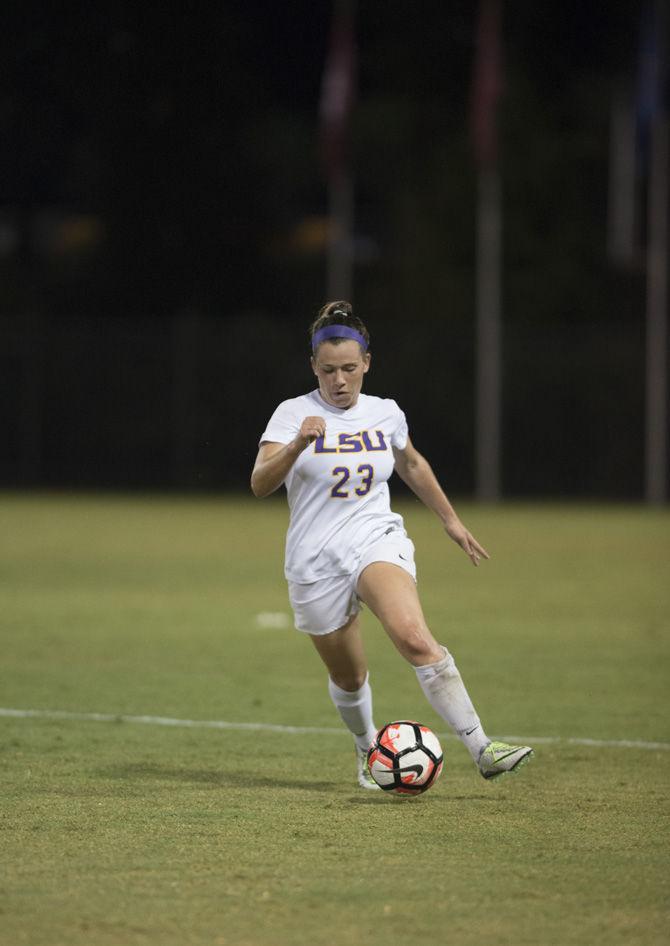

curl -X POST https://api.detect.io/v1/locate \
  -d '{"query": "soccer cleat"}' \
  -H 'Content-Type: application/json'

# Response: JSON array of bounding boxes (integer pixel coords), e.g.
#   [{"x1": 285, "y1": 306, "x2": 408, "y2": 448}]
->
[
  {"x1": 356, "y1": 745, "x2": 381, "y2": 790},
  {"x1": 478, "y1": 740, "x2": 534, "y2": 780}
]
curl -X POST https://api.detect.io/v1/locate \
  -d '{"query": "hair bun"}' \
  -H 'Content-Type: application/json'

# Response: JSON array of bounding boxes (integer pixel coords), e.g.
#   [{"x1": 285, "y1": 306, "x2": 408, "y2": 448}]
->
[{"x1": 310, "y1": 299, "x2": 368, "y2": 351}]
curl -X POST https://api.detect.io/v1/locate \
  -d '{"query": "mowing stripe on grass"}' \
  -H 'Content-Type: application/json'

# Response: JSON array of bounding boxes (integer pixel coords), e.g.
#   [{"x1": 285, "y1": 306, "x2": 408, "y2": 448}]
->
[{"x1": 1, "y1": 706, "x2": 668, "y2": 752}]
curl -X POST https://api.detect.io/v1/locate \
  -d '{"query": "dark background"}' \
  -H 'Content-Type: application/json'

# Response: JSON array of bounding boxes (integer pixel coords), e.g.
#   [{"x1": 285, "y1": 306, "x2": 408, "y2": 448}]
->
[{"x1": 0, "y1": 1, "x2": 663, "y2": 497}]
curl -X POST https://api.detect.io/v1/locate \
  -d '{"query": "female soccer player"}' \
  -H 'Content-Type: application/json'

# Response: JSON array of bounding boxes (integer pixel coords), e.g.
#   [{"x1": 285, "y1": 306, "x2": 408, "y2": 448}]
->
[{"x1": 251, "y1": 301, "x2": 532, "y2": 789}]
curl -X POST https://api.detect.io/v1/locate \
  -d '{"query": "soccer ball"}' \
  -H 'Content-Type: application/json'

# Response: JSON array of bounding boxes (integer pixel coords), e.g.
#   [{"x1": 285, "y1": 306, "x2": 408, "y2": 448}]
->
[{"x1": 367, "y1": 721, "x2": 443, "y2": 795}]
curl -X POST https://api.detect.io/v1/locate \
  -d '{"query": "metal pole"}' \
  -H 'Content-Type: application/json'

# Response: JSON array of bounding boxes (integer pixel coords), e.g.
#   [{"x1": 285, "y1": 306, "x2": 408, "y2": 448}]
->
[
  {"x1": 172, "y1": 310, "x2": 198, "y2": 487},
  {"x1": 20, "y1": 311, "x2": 45, "y2": 485}
]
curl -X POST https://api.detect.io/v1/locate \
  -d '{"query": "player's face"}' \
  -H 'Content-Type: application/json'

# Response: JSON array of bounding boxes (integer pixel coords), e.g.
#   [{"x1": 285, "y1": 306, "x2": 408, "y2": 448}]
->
[{"x1": 311, "y1": 340, "x2": 371, "y2": 409}]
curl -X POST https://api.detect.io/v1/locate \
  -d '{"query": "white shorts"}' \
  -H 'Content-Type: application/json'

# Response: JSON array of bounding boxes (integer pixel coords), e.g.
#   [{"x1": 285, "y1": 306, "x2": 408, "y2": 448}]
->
[{"x1": 288, "y1": 530, "x2": 417, "y2": 636}]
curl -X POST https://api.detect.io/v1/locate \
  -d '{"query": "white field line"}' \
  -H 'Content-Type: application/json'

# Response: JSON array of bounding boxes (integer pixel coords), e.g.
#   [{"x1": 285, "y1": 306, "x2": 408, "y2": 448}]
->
[{"x1": 0, "y1": 706, "x2": 669, "y2": 752}]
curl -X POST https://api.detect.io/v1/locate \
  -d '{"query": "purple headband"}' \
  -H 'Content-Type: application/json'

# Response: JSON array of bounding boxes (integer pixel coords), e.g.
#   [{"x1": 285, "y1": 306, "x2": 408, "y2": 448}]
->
[{"x1": 312, "y1": 324, "x2": 368, "y2": 351}]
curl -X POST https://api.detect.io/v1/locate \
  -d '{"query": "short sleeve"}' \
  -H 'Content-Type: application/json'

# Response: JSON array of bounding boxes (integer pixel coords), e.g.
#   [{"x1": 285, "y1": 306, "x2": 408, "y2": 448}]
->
[
  {"x1": 390, "y1": 401, "x2": 409, "y2": 450},
  {"x1": 259, "y1": 399, "x2": 300, "y2": 446}
]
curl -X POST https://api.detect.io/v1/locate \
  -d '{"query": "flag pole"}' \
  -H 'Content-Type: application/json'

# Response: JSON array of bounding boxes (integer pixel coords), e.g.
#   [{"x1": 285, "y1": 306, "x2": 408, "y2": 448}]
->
[
  {"x1": 644, "y1": 0, "x2": 668, "y2": 503},
  {"x1": 326, "y1": 164, "x2": 354, "y2": 301},
  {"x1": 607, "y1": 85, "x2": 636, "y2": 266},
  {"x1": 475, "y1": 165, "x2": 502, "y2": 502},
  {"x1": 320, "y1": 0, "x2": 356, "y2": 301},
  {"x1": 472, "y1": 0, "x2": 503, "y2": 501}
]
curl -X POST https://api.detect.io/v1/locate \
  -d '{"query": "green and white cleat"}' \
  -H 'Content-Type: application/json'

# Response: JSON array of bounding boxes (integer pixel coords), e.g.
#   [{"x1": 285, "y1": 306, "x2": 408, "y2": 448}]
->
[
  {"x1": 356, "y1": 745, "x2": 381, "y2": 791},
  {"x1": 478, "y1": 741, "x2": 534, "y2": 780}
]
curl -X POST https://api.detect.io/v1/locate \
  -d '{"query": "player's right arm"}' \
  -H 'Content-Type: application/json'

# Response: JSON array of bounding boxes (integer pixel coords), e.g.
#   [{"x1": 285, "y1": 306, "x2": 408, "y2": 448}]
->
[{"x1": 250, "y1": 416, "x2": 326, "y2": 498}]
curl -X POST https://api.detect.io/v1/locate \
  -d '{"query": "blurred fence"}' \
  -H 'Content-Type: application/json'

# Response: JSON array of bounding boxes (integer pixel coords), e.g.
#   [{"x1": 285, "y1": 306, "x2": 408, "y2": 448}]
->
[{"x1": 0, "y1": 312, "x2": 646, "y2": 497}]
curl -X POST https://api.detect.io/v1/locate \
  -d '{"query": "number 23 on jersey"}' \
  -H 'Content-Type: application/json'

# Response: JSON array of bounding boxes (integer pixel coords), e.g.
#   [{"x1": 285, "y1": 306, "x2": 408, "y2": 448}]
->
[{"x1": 331, "y1": 464, "x2": 374, "y2": 499}]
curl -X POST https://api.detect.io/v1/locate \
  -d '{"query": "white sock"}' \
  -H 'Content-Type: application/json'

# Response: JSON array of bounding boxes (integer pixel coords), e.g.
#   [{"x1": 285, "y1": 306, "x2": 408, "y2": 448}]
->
[
  {"x1": 328, "y1": 674, "x2": 377, "y2": 753},
  {"x1": 414, "y1": 647, "x2": 490, "y2": 761}
]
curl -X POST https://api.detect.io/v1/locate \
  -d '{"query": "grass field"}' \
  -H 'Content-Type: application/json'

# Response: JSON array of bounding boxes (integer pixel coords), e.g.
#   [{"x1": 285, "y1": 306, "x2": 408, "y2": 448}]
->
[{"x1": 1, "y1": 493, "x2": 669, "y2": 946}]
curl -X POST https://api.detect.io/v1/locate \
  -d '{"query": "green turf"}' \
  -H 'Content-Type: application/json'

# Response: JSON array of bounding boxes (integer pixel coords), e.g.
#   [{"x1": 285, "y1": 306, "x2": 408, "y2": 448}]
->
[{"x1": 1, "y1": 494, "x2": 669, "y2": 946}]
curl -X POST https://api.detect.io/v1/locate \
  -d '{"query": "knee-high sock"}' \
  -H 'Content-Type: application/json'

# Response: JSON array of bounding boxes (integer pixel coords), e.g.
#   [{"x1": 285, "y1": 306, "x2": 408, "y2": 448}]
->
[
  {"x1": 414, "y1": 648, "x2": 490, "y2": 761},
  {"x1": 328, "y1": 674, "x2": 377, "y2": 753}
]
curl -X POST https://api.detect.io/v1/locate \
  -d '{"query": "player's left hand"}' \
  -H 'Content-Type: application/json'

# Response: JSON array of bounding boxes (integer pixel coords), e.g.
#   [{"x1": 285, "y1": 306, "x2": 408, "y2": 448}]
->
[{"x1": 444, "y1": 518, "x2": 490, "y2": 566}]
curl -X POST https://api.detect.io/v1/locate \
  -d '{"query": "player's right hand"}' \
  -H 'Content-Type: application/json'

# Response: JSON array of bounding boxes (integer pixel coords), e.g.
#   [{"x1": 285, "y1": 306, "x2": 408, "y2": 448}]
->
[{"x1": 296, "y1": 416, "x2": 327, "y2": 448}]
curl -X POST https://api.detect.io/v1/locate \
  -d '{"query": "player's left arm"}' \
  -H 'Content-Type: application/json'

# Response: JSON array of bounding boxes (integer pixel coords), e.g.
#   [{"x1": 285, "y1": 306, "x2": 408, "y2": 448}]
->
[{"x1": 392, "y1": 436, "x2": 490, "y2": 567}]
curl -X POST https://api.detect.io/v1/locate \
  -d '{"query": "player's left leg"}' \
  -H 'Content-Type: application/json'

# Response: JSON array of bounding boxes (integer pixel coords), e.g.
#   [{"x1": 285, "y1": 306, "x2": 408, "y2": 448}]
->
[{"x1": 357, "y1": 563, "x2": 533, "y2": 777}]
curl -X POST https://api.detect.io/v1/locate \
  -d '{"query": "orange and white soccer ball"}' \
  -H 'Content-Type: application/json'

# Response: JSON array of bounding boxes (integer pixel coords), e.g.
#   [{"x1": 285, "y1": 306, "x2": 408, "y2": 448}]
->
[{"x1": 367, "y1": 721, "x2": 443, "y2": 795}]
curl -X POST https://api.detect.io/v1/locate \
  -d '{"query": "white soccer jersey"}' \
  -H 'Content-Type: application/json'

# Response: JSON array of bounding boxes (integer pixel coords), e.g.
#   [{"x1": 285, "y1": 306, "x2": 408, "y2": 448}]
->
[{"x1": 260, "y1": 390, "x2": 409, "y2": 583}]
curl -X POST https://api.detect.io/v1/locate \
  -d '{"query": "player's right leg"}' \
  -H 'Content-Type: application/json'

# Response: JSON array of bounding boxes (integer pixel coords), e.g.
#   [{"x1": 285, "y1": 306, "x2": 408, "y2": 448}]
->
[
  {"x1": 308, "y1": 616, "x2": 380, "y2": 790},
  {"x1": 288, "y1": 577, "x2": 379, "y2": 789}
]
